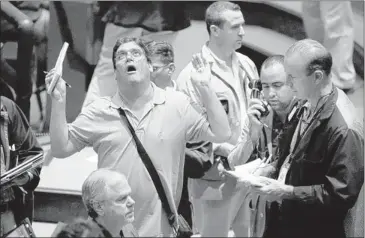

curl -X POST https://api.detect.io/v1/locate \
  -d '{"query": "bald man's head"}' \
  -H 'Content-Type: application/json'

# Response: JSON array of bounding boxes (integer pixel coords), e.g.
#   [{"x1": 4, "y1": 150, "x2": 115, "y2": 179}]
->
[
  {"x1": 285, "y1": 39, "x2": 332, "y2": 77},
  {"x1": 284, "y1": 39, "x2": 333, "y2": 100}
]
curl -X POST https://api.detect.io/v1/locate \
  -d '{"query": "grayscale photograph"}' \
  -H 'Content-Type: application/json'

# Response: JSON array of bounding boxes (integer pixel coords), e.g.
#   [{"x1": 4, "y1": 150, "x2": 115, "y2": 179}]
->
[{"x1": 0, "y1": 1, "x2": 364, "y2": 237}]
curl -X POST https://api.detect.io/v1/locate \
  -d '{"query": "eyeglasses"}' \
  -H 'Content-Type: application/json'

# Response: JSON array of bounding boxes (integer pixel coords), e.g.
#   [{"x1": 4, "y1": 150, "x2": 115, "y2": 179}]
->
[
  {"x1": 115, "y1": 50, "x2": 143, "y2": 61},
  {"x1": 152, "y1": 64, "x2": 169, "y2": 72}
]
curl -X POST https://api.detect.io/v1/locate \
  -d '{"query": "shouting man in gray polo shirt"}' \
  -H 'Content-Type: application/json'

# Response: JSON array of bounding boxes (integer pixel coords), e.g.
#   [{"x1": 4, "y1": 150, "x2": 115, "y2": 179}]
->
[{"x1": 45, "y1": 37, "x2": 231, "y2": 237}]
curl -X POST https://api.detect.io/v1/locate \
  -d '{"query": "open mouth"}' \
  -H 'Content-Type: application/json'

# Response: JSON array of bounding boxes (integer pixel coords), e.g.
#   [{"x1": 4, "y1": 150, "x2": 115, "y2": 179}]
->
[{"x1": 127, "y1": 65, "x2": 137, "y2": 74}]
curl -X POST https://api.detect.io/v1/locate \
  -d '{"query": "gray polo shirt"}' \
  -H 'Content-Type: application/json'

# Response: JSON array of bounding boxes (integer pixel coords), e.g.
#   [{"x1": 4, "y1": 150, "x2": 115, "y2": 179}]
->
[{"x1": 68, "y1": 84, "x2": 210, "y2": 236}]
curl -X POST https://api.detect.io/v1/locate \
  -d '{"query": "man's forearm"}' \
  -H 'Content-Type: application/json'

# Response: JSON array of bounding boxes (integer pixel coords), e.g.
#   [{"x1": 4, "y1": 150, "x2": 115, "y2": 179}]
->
[
  {"x1": 194, "y1": 83, "x2": 231, "y2": 140},
  {"x1": 50, "y1": 100, "x2": 70, "y2": 157},
  {"x1": 227, "y1": 117, "x2": 260, "y2": 166},
  {"x1": 228, "y1": 136, "x2": 255, "y2": 167}
]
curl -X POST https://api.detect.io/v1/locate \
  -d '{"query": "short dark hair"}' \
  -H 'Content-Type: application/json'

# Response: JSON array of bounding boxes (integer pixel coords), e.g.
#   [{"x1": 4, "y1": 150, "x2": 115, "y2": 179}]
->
[
  {"x1": 147, "y1": 41, "x2": 174, "y2": 65},
  {"x1": 260, "y1": 55, "x2": 284, "y2": 74},
  {"x1": 205, "y1": 1, "x2": 241, "y2": 35},
  {"x1": 112, "y1": 37, "x2": 151, "y2": 70},
  {"x1": 305, "y1": 54, "x2": 332, "y2": 76}
]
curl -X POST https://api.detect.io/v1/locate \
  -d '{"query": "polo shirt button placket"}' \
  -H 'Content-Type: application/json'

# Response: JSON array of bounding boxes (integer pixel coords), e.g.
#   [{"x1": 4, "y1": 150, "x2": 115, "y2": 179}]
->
[
  {"x1": 135, "y1": 128, "x2": 145, "y2": 138},
  {"x1": 148, "y1": 201, "x2": 155, "y2": 215}
]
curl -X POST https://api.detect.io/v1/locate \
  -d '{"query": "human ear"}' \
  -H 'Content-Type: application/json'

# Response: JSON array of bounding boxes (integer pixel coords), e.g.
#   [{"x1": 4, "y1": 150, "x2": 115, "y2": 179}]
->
[
  {"x1": 210, "y1": 25, "x2": 220, "y2": 37},
  {"x1": 92, "y1": 201, "x2": 105, "y2": 217},
  {"x1": 168, "y1": 63, "x2": 175, "y2": 75},
  {"x1": 313, "y1": 70, "x2": 324, "y2": 84}
]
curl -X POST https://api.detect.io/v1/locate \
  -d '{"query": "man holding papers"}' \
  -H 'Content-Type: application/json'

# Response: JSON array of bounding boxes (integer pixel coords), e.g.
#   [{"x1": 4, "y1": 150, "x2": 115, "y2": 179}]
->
[
  {"x1": 0, "y1": 96, "x2": 43, "y2": 237},
  {"x1": 248, "y1": 40, "x2": 364, "y2": 238},
  {"x1": 226, "y1": 55, "x2": 306, "y2": 237}
]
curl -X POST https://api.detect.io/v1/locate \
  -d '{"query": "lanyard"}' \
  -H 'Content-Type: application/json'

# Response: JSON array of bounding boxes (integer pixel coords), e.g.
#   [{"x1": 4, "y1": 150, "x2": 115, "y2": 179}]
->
[
  {"x1": 277, "y1": 118, "x2": 302, "y2": 183},
  {"x1": 277, "y1": 95, "x2": 328, "y2": 184},
  {"x1": 256, "y1": 127, "x2": 272, "y2": 162}
]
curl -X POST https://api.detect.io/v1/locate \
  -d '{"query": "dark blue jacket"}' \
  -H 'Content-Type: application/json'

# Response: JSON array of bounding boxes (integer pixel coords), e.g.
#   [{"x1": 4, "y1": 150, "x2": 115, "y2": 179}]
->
[{"x1": 268, "y1": 88, "x2": 364, "y2": 238}]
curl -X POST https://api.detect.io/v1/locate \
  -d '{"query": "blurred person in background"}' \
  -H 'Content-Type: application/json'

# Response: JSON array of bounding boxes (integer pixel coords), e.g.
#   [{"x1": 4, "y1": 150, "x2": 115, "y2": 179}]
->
[
  {"x1": 147, "y1": 41, "x2": 176, "y2": 90},
  {"x1": 82, "y1": 1, "x2": 191, "y2": 107},
  {"x1": 0, "y1": 1, "x2": 49, "y2": 121},
  {"x1": 0, "y1": 96, "x2": 43, "y2": 237},
  {"x1": 54, "y1": 218, "x2": 105, "y2": 238},
  {"x1": 302, "y1": 2, "x2": 356, "y2": 93}
]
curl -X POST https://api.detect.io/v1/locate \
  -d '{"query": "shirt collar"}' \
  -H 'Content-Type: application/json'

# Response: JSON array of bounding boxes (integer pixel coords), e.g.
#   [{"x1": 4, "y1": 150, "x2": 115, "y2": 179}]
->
[
  {"x1": 110, "y1": 83, "x2": 166, "y2": 109},
  {"x1": 313, "y1": 85, "x2": 337, "y2": 121},
  {"x1": 287, "y1": 98, "x2": 309, "y2": 123},
  {"x1": 202, "y1": 43, "x2": 239, "y2": 68},
  {"x1": 166, "y1": 80, "x2": 177, "y2": 91}
]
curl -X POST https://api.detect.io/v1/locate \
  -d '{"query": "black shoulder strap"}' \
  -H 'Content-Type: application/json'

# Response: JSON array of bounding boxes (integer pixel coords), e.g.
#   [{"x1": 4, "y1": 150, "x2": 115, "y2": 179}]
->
[
  {"x1": 275, "y1": 99, "x2": 308, "y2": 171},
  {"x1": 93, "y1": 218, "x2": 115, "y2": 238},
  {"x1": 117, "y1": 108, "x2": 176, "y2": 228}
]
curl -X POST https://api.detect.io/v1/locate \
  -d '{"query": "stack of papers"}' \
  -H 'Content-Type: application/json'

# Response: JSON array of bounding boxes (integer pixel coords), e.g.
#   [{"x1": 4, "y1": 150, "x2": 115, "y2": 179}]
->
[{"x1": 223, "y1": 159, "x2": 273, "y2": 187}]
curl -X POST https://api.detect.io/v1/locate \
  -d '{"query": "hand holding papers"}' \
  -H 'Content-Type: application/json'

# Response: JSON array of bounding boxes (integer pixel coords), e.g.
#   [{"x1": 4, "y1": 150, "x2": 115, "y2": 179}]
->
[
  {"x1": 249, "y1": 176, "x2": 294, "y2": 202},
  {"x1": 223, "y1": 167, "x2": 270, "y2": 189},
  {"x1": 223, "y1": 159, "x2": 294, "y2": 202},
  {"x1": 222, "y1": 159, "x2": 276, "y2": 189}
]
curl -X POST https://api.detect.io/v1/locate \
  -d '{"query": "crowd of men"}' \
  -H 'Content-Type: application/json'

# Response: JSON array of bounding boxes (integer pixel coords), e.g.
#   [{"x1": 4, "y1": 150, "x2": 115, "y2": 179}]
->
[{"x1": 1, "y1": 1, "x2": 363, "y2": 238}]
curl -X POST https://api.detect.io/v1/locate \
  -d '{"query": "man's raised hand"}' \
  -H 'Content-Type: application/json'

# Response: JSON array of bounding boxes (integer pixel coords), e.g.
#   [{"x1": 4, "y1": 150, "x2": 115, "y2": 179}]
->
[
  {"x1": 45, "y1": 68, "x2": 67, "y2": 102},
  {"x1": 191, "y1": 53, "x2": 211, "y2": 86}
]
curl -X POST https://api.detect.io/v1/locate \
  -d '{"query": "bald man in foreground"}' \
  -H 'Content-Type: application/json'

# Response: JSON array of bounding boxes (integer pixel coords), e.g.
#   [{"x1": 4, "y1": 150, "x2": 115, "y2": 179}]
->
[{"x1": 250, "y1": 39, "x2": 364, "y2": 238}]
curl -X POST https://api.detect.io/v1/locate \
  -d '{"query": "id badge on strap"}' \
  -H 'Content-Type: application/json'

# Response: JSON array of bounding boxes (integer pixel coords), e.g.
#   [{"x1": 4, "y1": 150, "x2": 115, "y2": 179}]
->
[
  {"x1": 277, "y1": 154, "x2": 292, "y2": 184},
  {"x1": 277, "y1": 115, "x2": 302, "y2": 184}
]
